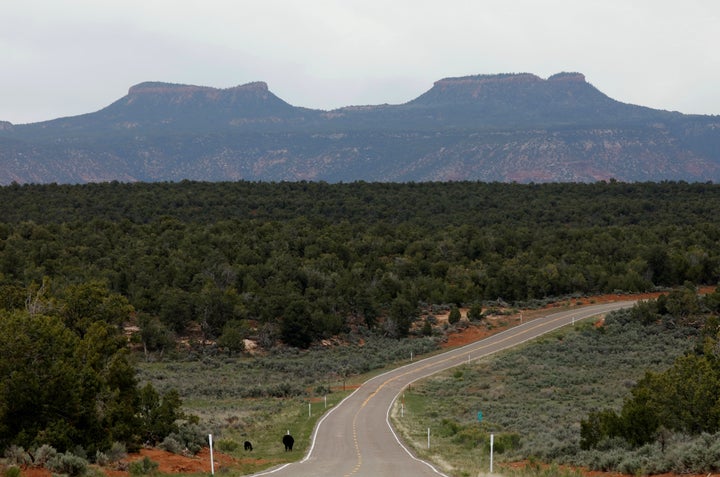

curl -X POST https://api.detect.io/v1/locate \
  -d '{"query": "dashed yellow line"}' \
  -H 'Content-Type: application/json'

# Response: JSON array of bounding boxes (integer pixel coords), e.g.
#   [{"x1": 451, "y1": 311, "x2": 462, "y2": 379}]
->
[
  {"x1": 343, "y1": 412, "x2": 363, "y2": 476},
  {"x1": 339, "y1": 303, "x2": 629, "y2": 476}
]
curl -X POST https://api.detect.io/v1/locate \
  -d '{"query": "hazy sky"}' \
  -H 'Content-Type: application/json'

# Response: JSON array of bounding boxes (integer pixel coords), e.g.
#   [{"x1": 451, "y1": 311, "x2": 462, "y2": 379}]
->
[{"x1": 2, "y1": 0, "x2": 718, "y2": 124}]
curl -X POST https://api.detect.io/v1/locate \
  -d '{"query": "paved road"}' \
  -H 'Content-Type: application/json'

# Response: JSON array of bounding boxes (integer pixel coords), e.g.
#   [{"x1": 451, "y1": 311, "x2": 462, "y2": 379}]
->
[{"x1": 251, "y1": 301, "x2": 636, "y2": 477}]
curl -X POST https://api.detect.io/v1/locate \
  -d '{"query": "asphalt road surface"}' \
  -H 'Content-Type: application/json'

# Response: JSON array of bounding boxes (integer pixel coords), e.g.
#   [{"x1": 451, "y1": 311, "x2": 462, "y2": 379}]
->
[{"x1": 251, "y1": 300, "x2": 636, "y2": 477}]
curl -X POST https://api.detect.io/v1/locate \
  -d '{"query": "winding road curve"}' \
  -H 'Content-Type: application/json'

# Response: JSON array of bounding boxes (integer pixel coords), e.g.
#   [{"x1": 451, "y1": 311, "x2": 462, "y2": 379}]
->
[{"x1": 250, "y1": 300, "x2": 636, "y2": 477}]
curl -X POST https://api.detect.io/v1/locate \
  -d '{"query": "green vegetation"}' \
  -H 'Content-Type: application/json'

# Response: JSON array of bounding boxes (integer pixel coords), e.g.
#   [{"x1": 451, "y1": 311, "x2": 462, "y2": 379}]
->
[
  {"x1": 128, "y1": 456, "x2": 159, "y2": 476},
  {"x1": 0, "y1": 281, "x2": 187, "y2": 459},
  {"x1": 1, "y1": 180, "x2": 719, "y2": 349},
  {"x1": 215, "y1": 392, "x2": 349, "y2": 475},
  {"x1": 576, "y1": 289, "x2": 720, "y2": 474},
  {"x1": 2, "y1": 180, "x2": 720, "y2": 474},
  {"x1": 394, "y1": 287, "x2": 720, "y2": 475}
]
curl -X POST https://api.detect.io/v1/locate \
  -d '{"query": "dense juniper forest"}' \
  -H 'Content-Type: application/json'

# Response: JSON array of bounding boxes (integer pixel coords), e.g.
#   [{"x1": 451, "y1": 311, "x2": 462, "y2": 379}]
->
[{"x1": 1, "y1": 180, "x2": 720, "y2": 475}]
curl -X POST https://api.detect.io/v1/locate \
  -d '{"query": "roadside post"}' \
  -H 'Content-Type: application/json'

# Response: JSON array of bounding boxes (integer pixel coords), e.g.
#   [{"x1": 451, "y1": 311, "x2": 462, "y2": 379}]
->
[
  {"x1": 208, "y1": 434, "x2": 215, "y2": 475},
  {"x1": 490, "y1": 433, "x2": 494, "y2": 474}
]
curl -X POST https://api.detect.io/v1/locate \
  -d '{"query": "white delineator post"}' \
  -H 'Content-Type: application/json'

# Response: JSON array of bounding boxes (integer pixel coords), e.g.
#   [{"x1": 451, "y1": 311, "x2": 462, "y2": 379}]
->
[
  {"x1": 208, "y1": 434, "x2": 215, "y2": 475},
  {"x1": 489, "y1": 433, "x2": 494, "y2": 474}
]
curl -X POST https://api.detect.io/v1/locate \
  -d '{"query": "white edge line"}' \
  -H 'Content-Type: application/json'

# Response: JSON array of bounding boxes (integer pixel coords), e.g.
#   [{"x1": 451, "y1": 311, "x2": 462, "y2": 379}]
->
[
  {"x1": 250, "y1": 301, "x2": 635, "y2": 476},
  {"x1": 247, "y1": 384, "x2": 364, "y2": 476},
  {"x1": 385, "y1": 402, "x2": 451, "y2": 477},
  {"x1": 384, "y1": 301, "x2": 635, "y2": 476}
]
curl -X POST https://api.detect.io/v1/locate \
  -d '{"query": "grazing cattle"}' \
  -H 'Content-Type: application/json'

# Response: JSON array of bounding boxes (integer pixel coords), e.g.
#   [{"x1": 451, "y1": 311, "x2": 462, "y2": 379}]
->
[
  {"x1": 244, "y1": 441, "x2": 253, "y2": 451},
  {"x1": 282, "y1": 434, "x2": 294, "y2": 451}
]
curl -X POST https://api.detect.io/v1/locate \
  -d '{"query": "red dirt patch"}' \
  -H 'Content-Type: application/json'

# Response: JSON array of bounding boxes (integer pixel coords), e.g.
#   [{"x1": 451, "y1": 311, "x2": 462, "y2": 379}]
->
[
  {"x1": 442, "y1": 323, "x2": 497, "y2": 348},
  {"x1": 440, "y1": 288, "x2": 716, "y2": 348},
  {"x1": 17, "y1": 467, "x2": 49, "y2": 477},
  {"x1": 18, "y1": 448, "x2": 249, "y2": 477}
]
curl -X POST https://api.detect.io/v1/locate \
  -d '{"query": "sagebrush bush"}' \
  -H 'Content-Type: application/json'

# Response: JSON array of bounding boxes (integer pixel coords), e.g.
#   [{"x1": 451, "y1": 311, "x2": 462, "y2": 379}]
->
[
  {"x1": 32, "y1": 444, "x2": 58, "y2": 467},
  {"x1": 163, "y1": 422, "x2": 207, "y2": 455},
  {"x1": 158, "y1": 436, "x2": 183, "y2": 454},
  {"x1": 138, "y1": 335, "x2": 439, "y2": 404},
  {"x1": 105, "y1": 442, "x2": 127, "y2": 464},
  {"x1": 617, "y1": 454, "x2": 649, "y2": 475},
  {"x1": 46, "y1": 452, "x2": 88, "y2": 477},
  {"x1": 3, "y1": 446, "x2": 31, "y2": 466},
  {"x1": 592, "y1": 448, "x2": 626, "y2": 472},
  {"x1": 84, "y1": 467, "x2": 107, "y2": 477},
  {"x1": 667, "y1": 432, "x2": 720, "y2": 473},
  {"x1": 95, "y1": 451, "x2": 109, "y2": 467}
]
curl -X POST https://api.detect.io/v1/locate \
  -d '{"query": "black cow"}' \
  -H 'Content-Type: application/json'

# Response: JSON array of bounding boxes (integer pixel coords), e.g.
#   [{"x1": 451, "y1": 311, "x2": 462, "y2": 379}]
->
[
  {"x1": 282, "y1": 434, "x2": 294, "y2": 451},
  {"x1": 244, "y1": 441, "x2": 253, "y2": 451}
]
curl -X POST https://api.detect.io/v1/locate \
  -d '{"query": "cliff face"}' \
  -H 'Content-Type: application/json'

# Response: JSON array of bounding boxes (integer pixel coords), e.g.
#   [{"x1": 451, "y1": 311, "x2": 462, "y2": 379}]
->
[
  {"x1": 1, "y1": 73, "x2": 719, "y2": 184},
  {"x1": 121, "y1": 81, "x2": 283, "y2": 110},
  {"x1": 93, "y1": 81, "x2": 308, "y2": 131}
]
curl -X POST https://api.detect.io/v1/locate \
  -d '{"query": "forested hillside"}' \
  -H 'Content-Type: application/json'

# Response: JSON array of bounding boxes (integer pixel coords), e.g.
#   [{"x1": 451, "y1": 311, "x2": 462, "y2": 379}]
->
[{"x1": 1, "y1": 180, "x2": 718, "y2": 349}]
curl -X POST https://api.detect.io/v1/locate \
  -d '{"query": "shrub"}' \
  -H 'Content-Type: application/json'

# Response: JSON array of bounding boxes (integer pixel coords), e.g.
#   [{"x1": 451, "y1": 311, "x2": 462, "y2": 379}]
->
[
  {"x1": 158, "y1": 436, "x2": 183, "y2": 454},
  {"x1": 314, "y1": 384, "x2": 331, "y2": 395},
  {"x1": 591, "y1": 448, "x2": 626, "y2": 472},
  {"x1": 4, "y1": 466, "x2": 21, "y2": 477},
  {"x1": 70, "y1": 446, "x2": 87, "y2": 460},
  {"x1": 95, "y1": 451, "x2": 109, "y2": 467},
  {"x1": 452, "y1": 426, "x2": 485, "y2": 449},
  {"x1": 617, "y1": 454, "x2": 648, "y2": 475},
  {"x1": 84, "y1": 467, "x2": 107, "y2": 477},
  {"x1": 46, "y1": 452, "x2": 88, "y2": 477},
  {"x1": 467, "y1": 304, "x2": 483, "y2": 322},
  {"x1": 668, "y1": 432, "x2": 720, "y2": 473},
  {"x1": 438, "y1": 418, "x2": 462, "y2": 437},
  {"x1": 494, "y1": 432, "x2": 522, "y2": 454},
  {"x1": 3, "y1": 446, "x2": 31, "y2": 466},
  {"x1": 32, "y1": 444, "x2": 58, "y2": 467},
  {"x1": 105, "y1": 442, "x2": 127, "y2": 464},
  {"x1": 216, "y1": 440, "x2": 239, "y2": 452},
  {"x1": 128, "y1": 456, "x2": 158, "y2": 476},
  {"x1": 448, "y1": 307, "x2": 461, "y2": 325},
  {"x1": 163, "y1": 422, "x2": 207, "y2": 455},
  {"x1": 421, "y1": 318, "x2": 433, "y2": 336}
]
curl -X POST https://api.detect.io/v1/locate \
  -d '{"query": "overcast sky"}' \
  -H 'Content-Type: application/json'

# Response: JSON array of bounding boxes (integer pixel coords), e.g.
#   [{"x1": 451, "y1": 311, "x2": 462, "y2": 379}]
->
[{"x1": 2, "y1": 0, "x2": 718, "y2": 124}]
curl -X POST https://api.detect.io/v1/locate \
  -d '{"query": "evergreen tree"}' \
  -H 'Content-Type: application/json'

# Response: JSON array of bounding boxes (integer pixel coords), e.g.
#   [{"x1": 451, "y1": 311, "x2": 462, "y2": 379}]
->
[{"x1": 448, "y1": 306, "x2": 461, "y2": 325}]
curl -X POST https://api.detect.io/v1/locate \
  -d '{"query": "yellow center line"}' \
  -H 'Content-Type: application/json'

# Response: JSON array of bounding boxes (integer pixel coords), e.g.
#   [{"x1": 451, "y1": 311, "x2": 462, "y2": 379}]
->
[
  {"x1": 340, "y1": 304, "x2": 626, "y2": 476},
  {"x1": 343, "y1": 411, "x2": 363, "y2": 476}
]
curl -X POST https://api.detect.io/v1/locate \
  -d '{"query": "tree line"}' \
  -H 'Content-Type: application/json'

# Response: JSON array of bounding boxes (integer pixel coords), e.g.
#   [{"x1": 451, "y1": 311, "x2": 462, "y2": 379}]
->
[{"x1": 1, "y1": 180, "x2": 719, "y2": 349}]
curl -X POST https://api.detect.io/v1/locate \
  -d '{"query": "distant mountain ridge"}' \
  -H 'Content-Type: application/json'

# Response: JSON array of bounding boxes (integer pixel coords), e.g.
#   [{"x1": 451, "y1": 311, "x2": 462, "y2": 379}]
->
[{"x1": 1, "y1": 72, "x2": 719, "y2": 184}]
